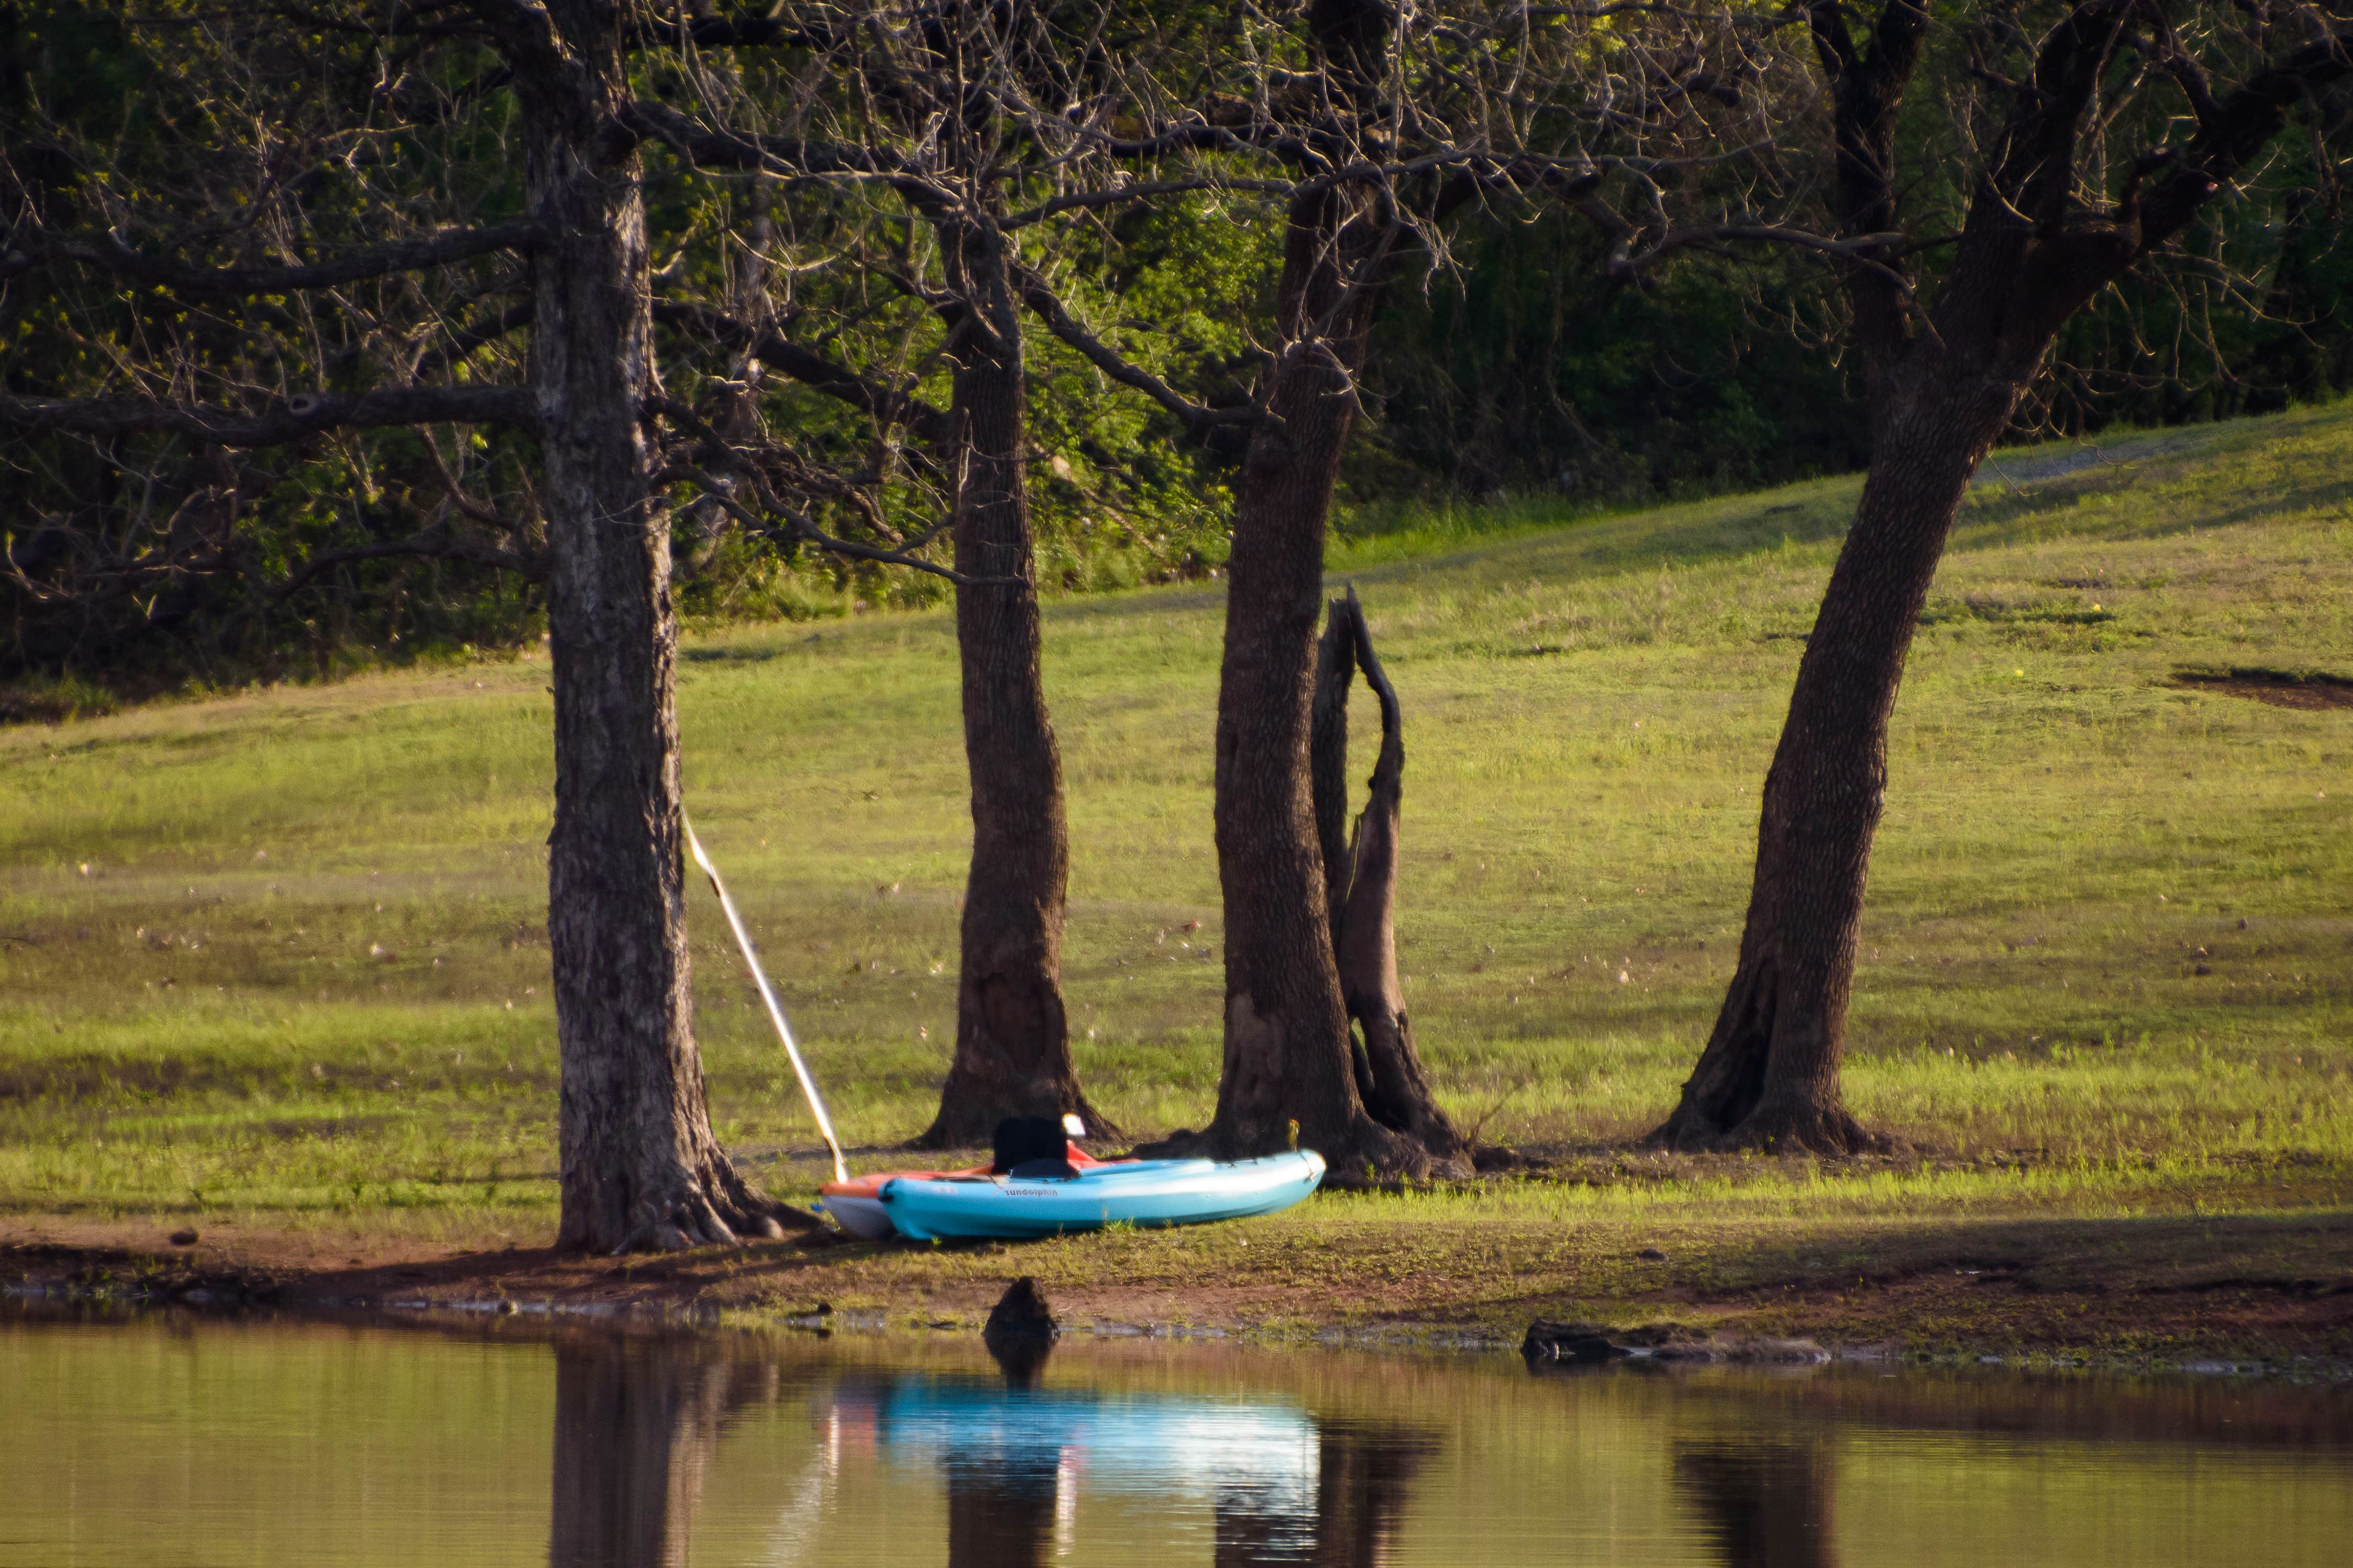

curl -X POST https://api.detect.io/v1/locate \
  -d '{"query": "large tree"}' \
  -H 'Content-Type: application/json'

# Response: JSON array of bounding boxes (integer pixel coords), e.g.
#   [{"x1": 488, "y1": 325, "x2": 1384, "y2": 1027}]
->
[
  {"x1": 628, "y1": 2, "x2": 1208, "y2": 1146},
  {"x1": 1, "y1": 2, "x2": 965, "y2": 1249},
  {"x1": 1050, "y1": 0, "x2": 1774, "y2": 1173},
  {"x1": 1653, "y1": 0, "x2": 2353, "y2": 1151}
]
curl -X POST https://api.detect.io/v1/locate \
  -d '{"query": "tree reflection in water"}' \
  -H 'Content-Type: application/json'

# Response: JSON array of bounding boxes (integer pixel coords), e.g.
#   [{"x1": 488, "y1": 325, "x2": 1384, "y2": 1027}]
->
[
  {"x1": 542, "y1": 1330, "x2": 1437, "y2": 1567},
  {"x1": 1214, "y1": 1420, "x2": 1433, "y2": 1567},
  {"x1": 546, "y1": 1334, "x2": 782, "y2": 1568},
  {"x1": 947, "y1": 1335, "x2": 1437, "y2": 1567},
  {"x1": 941, "y1": 1332, "x2": 1069, "y2": 1568},
  {"x1": 1675, "y1": 1439, "x2": 1842, "y2": 1568},
  {"x1": 943, "y1": 1443, "x2": 1063, "y2": 1568}
]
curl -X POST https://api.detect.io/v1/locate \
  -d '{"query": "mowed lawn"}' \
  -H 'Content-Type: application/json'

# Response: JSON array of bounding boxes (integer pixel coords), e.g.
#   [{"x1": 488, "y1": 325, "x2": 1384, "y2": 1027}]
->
[{"x1": 3, "y1": 405, "x2": 2349, "y2": 1268}]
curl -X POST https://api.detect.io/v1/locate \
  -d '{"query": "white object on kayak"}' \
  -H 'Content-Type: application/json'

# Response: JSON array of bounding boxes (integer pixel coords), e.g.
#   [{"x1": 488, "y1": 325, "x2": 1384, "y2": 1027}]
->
[
  {"x1": 684, "y1": 816, "x2": 848, "y2": 1185},
  {"x1": 877, "y1": 1151, "x2": 1326, "y2": 1240}
]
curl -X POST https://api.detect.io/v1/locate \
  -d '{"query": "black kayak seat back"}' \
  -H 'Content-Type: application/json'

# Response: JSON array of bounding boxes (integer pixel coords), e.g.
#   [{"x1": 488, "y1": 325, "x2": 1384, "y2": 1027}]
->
[{"x1": 991, "y1": 1116, "x2": 1075, "y2": 1178}]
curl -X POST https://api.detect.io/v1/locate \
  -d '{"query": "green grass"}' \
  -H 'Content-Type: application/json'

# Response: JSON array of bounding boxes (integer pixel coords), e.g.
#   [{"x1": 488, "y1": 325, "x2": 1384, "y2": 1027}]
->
[{"x1": 3, "y1": 405, "x2": 2350, "y2": 1277}]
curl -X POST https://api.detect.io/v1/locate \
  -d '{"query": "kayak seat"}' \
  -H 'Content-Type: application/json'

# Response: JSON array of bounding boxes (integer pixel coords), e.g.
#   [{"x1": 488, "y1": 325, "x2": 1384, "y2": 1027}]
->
[
  {"x1": 991, "y1": 1115, "x2": 1070, "y2": 1175},
  {"x1": 1007, "y1": 1157, "x2": 1078, "y2": 1181}
]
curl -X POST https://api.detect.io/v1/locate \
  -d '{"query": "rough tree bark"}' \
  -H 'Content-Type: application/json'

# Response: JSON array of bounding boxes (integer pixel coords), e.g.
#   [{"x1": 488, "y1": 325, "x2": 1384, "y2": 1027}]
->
[
  {"x1": 1312, "y1": 588, "x2": 1469, "y2": 1161},
  {"x1": 480, "y1": 0, "x2": 807, "y2": 1247},
  {"x1": 915, "y1": 219, "x2": 1109, "y2": 1148},
  {"x1": 1195, "y1": 189, "x2": 1434, "y2": 1173},
  {"x1": 1657, "y1": 0, "x2": 2352, "y2": 1151},
  {"x1": 1656, "y1": 353, "x2": 2020, "y2": 1153}
]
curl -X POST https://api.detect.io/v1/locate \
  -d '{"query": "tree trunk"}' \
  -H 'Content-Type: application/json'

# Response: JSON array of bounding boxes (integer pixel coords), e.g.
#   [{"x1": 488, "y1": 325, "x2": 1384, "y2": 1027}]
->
[
  {"x1": 917, "y1": 220, "x2": 1107, "y2": 1148},
  {"x1": 1314, "y1": 590, "x2": 1468, "y2": 1161},
  {"x1": 1193, "y1": 196, "x2": 1429, "y2": 1174},
  {"x1": 1655, "y1": 355, "x2": 2023, "y2": 1152},
  {"x1": 1310, "y1": 603, "x2": 1359, "y2": 954},
  {"x1": 500, "y1": 0, "x2": 807, "y2": 1250}
]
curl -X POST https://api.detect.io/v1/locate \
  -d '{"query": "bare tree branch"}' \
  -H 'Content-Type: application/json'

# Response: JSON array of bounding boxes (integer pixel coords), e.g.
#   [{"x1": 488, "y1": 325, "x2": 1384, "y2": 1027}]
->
[
  {"x1": 621, "y1": 99, "x2": 942, "y2": 206},
  {"x1": 2135, "y1": 23, "x2": 2353, "y2": 251},
  {"x1": 5, "y1": 220, "x2": 546, "y2": 295},
  {"x1": 273, "y1": 525, "x2": 542, "y2": 598},
  {"x1": 648, "y1": 462, "x2": 989, "y2": 584},
  {"x1": 650, "y1": 299, "x2": 951, "y2": 444},
  {"x1": 0, "y1": 385, "x2": 536, "y2": 446},
  {"x1": 1012, "y1": 264, "x2": 1269, "y2": 436}
]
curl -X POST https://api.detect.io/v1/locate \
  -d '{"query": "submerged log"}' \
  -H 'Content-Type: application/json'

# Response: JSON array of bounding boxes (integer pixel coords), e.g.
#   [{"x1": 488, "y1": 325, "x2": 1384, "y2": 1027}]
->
[{"x1": 1521, "y1": 1320, "x2": 1637, "y2": 1364}]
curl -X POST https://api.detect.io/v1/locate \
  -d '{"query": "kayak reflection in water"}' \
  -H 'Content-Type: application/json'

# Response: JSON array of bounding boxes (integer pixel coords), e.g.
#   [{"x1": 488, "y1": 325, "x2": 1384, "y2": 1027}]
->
[
  {"x1": 540, "y1": 1330, "x2": 1431, "y2": 1567},
  {"x1": 824, "y1": 1334, "x2": 1433, "y2": 1567},
  {"x1": 842, "y1": 1377, "x2": 1318, "y2": 1566}
]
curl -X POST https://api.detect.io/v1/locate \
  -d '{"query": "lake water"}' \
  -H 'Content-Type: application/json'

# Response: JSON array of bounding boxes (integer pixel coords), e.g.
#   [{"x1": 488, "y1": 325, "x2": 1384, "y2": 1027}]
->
[{"x1": 3, "y1": 1303, "x2": 2348, "y2": 1566}]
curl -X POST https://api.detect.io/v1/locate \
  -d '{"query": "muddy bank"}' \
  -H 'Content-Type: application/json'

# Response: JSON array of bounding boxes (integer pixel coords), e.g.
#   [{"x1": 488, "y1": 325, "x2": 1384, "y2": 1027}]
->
[{"x1": 8, "y1": 1216, "x2": 2350, "y2": 1377}]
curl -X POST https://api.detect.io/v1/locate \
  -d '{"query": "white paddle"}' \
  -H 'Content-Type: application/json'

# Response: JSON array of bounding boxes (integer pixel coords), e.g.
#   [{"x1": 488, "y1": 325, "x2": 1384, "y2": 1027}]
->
[{"x1": 684, "y1": 817, "x2": 849, "y2": 1185}]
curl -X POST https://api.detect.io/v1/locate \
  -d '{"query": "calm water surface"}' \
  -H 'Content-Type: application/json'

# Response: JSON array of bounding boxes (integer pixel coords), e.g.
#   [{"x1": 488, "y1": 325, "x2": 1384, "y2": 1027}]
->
[{"x1": 3, "y1": 1304, "x2": 2348, "y2": 1566}]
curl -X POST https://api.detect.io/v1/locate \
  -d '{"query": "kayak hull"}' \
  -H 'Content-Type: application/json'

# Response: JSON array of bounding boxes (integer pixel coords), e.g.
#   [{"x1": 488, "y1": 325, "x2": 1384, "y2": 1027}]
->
[
  {"x1": 821, "y1": 1193, "x2": 900, "y2": 1241},
  {"x1": 879, "y1": 1152, "x2": 1325, "y2": 1240},
  {"x1": 817, "y1": 1143, "x2": 1117, "y2": 1240}
]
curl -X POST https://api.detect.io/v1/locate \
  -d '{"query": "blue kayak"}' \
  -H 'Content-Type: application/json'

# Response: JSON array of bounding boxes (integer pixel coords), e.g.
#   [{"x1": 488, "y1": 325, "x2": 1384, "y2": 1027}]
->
[{"x1": 877, "y1": 1151, "x2": 1325, "y2": 1240}]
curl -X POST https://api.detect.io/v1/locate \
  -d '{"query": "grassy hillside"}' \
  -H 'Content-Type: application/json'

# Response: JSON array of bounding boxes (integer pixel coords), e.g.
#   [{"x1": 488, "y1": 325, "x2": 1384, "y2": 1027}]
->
[{"x1": 3, "y1": 405, "x2": 2349, "y2": 1310}]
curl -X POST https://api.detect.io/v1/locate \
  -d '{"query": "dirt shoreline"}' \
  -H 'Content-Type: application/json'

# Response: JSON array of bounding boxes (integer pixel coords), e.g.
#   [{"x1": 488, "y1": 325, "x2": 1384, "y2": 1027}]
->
[{"x1": 8, "y1": 1219, "x2": 2350, "y2": 1378}]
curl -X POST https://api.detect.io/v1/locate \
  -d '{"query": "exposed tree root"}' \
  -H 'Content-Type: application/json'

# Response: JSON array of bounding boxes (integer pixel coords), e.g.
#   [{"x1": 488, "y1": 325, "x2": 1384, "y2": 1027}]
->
[
  {"x1": 1133, "y1": 1109, "x2": 1467, "y2": 1181},
  {"x1": 605, "y1": 1155, "x2": 820, "y2": 1254},
  {"x1": 1651, "y1": 957, "x2": 1898, "y2": 1156},
  {"x1": 1654, "y1": 1100, "x2": 1902, "y2": 1156}
]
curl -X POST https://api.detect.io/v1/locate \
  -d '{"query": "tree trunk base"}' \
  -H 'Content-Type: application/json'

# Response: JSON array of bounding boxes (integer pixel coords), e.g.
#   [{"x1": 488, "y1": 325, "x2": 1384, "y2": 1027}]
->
[
  {"x1": 1652, "y1": 959, "x2": 1899, "y2": 1157},
  {"x1": 1131, "y1": 1114, "x2": 1470, "y2": 1181},
  {"x1": 604, "y1": 1156, "x2": 820, "y2": 1254},
  {"x1": 1651, "y1": 1098, "x2": 1898, "y2": 1157},
  {"x1": 909, "y1": 1088, "x2": 1120, "y2": 1153}
]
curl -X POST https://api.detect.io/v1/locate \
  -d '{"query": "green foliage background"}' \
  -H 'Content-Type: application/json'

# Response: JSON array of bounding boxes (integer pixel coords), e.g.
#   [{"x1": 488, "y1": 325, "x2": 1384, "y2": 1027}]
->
[{"x1": 5, "y1": 0, "x2": 2351, "y2": 703}]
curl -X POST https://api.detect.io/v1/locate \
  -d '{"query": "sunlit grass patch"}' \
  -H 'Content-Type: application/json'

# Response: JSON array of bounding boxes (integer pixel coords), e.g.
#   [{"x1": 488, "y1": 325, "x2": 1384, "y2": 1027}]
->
[{"x1": 4, "y1": 405, "x2": 2350, "y2": 1262}]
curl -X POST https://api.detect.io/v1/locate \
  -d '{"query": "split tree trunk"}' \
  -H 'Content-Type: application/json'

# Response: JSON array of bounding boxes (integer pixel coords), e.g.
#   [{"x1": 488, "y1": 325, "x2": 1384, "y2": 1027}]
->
[
  {"x1": 1313, "y1": 590, "x2": 1467, "y2": 1161},
  {"x1": 1655, "y1": 355, "x2": 2023, "y2": 1152},
  {"x1": 1199, "y1": 204, "x2": 1409, "y2": 1171},
  {"x1": 918, "y1": 221, "x2": 1107, "y2": 1148},
  {"x1": 1195, "y1": 195, "x2": 1449, "y2": 1176},
  {"x1": 493, "y1": 0, "x2": 806, "y2": 1249}
]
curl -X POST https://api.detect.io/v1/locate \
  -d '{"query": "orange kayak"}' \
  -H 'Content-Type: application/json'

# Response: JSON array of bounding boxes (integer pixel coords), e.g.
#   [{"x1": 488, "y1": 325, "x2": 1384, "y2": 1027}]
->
[{"x1": 820, "y1": 1142, "x2": 1117, "y2": 1240}]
